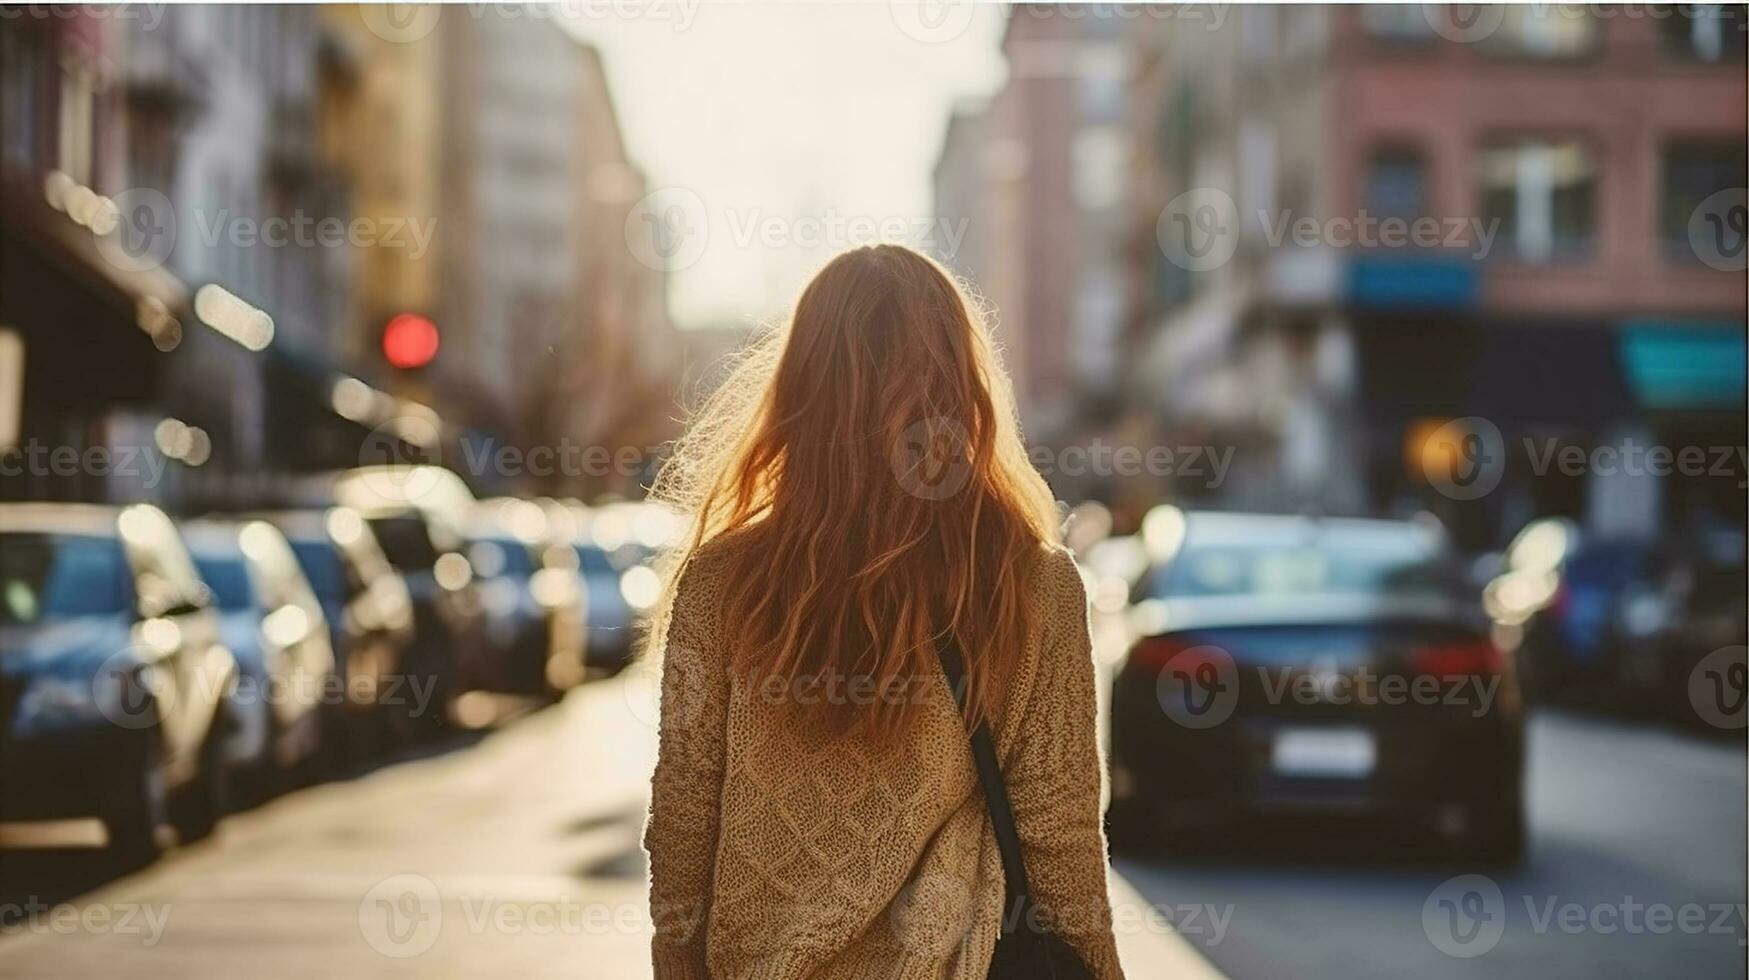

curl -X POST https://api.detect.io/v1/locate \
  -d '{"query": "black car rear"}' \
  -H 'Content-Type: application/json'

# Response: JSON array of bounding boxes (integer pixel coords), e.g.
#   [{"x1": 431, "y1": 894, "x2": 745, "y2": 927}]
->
[{"x1": 1108, "y1": 511, "x2": 1524, "y2": 862}]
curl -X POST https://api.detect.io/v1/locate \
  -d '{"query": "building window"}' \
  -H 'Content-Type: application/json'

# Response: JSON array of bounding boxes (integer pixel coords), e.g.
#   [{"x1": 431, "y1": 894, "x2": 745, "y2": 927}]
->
[
  {"x1": 1478, "y1": 6, "x2": 1600, "y2": 59},
  {"x1": 1659, "y1": 4, "x2": 1749, "y2": 62},
  {"x1": 1366, "y1": 145, "x2": 1428, "y2": 220},
  {"x1": 1478, "y1": 140, "x2": 1597, "y2": 262},
  {"x1": 1362, "y1": 5, "x2": 1434, "y2": 44},
  {"x1": 1661, "y1": 140, "x2": 1748, "y2": 256}
]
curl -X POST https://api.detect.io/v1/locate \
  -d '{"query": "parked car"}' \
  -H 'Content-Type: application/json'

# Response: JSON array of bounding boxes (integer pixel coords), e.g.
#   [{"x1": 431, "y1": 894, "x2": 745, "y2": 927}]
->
[
  {"x1": 1487, "y1": 518, "x2": 1666, "y2": 705},
  {"x1": 561, "y1": 500, "x2": 668, "y2": 673},
  {"x1": 183, "y1": 519, "x2": 335, "y2": 799},
  {"x1": 0, "y1": 503, "x2": 238, "y2": 866},
  {"x1": 252, "y1": 507, "x2": 416, "y2": 759},
  {"x1": 466, "y1": 498, "x2": 586, "y2": 697},
  {"x1": 1610, "y1": 530, "x2": 1748, "y2": 728},
  {"x1": 1108, "y1": 508, "x2": 1524, "y2": 863},
  {"x1": 332, "y1": 466, "x2": 485, "y2": 732}
]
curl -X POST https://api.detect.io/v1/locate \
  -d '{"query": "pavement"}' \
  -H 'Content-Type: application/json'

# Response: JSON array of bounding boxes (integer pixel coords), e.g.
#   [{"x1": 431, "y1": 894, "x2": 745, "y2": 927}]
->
[{"x1": 0, "y1": 669, "x2": 1222, "y2": 979}]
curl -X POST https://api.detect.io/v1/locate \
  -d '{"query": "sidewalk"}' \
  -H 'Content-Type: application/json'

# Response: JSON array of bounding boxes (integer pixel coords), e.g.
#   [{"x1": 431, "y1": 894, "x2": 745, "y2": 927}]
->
[{"x1": 0, "y1": 674, "x2": 1223, "y2": 979}]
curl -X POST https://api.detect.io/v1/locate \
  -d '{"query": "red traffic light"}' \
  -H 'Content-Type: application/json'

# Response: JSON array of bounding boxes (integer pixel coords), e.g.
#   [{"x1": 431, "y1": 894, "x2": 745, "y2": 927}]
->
[{"x1": 383, "y1": 313, "x2": 440, "y2": 369}]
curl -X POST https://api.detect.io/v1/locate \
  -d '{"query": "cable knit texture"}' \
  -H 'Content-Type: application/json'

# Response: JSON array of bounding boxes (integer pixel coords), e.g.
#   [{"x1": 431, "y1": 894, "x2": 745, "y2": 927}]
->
[{"x1": 644, "y1": 542, "x2": 1125, "y2": 980}]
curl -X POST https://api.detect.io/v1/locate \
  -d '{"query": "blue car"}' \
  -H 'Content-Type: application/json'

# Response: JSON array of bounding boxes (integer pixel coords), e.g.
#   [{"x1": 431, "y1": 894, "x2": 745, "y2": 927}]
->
[
  {"x1": 0, "y1": 504, "x2": 237, "y2": 867},
  {"x1": 574, "y1": 541, "x2": 642, "y2": 673},
  {"x1": 466, "y1": 498, "x2": 586, "y2": 699},
  {"x1": 254, "y1": 507, "x2": 416, "y2": 759},
  {"x1": 183, "y1": 520, "x2": 336, "y2": 800},
  {"x1": 1492, "y1": 518, "x2": 1667, "y2": 704}
]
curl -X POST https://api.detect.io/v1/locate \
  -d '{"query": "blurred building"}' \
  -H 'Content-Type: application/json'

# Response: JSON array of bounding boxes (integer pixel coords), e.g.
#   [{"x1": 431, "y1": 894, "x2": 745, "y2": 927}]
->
[
  {"x1": 0, "y1": 8, "x2": 187, "y2": 503},
  {"x1": 932, "y1": 6, "x2": 1132, "y2": 499},
  {"x1": 318, "y1": 5, "x2": 444, "y2": 371},
  {"x1": 128, "y1": 6, "x2": 358, "y2": 498},
  {"x1": 432, "y1": 9, "x2": 677, "y2": 496},
  {"x1": 1122, "y1": 4, "x2": 1746, "y2": 548},
  {"x1": 2, "y1": 5, "x2": 678, "y2": 508}
]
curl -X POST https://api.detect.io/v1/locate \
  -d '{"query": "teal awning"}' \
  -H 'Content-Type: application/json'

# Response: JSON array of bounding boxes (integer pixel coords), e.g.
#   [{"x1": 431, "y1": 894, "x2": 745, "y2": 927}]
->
[{"x1": 1619, "y1": 321, "x2": 1746, "y2": 411}]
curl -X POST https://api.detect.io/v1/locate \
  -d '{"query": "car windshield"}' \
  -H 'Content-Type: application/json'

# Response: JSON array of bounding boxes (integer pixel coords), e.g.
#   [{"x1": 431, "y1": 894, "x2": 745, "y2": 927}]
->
[
  {"x1": 1145, "y1": 527, "x2": 1446, "y2": 600},
  {"x1": 368, "y1": 515, "x2": 440, "y2": 572},
  {"x1": 193, "y1": 554, "x2": 257, "y2": 611},
  {"x1": 0, "y1": 533, "x2": 131, "y2": 624}
]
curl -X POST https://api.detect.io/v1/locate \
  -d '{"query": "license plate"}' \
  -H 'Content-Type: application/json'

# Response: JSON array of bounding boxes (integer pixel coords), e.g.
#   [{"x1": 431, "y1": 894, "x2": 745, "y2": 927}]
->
[{"x1": 1271, "y1": 728, "x2": 1376, "y2": 778}]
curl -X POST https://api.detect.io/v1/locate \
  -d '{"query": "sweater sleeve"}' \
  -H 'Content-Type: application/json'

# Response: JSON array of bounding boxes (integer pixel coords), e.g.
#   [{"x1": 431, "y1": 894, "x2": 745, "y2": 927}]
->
[
  {"x1": 644, "y1": 564, "x2": 731, "y2": 980},
  {"x1": 1003, "y1": 549, "x2": 1126, "y2": 979}
]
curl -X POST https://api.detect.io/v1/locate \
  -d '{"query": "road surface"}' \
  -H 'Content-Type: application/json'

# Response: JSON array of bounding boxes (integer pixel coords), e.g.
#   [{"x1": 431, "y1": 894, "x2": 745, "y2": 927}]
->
[{"x1": 1119, "y1": 710, "x2": 1747, "y2": 979}]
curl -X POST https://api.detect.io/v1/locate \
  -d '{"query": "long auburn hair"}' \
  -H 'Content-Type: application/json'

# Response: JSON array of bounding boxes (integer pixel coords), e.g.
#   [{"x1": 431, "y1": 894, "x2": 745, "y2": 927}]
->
[{"x1": 650, "y1": 244, "x2": 1060, "y2": 735}]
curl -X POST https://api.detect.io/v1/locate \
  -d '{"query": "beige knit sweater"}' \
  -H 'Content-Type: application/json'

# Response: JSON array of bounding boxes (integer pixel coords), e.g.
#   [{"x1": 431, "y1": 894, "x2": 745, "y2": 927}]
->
[{"x1": 644, "y1": 542, "x2": 1125, "y2": 980}]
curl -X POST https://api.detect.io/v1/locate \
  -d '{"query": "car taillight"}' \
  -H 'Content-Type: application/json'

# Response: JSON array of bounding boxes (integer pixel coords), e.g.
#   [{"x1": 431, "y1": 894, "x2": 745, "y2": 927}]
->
[
  {"x1": 1130, "y1": 635, "x2": 1222, "y2": 673},
  {"x1": 1411, "y1": 638, "x2": 1502, "y2": 677}
]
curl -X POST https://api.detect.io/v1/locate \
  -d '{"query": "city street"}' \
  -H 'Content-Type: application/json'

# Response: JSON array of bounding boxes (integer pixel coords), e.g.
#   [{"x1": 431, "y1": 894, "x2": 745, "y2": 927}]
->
[
  {"x1": 0, "y1": 672, "x2": 1219, "y2": 979},
  {"x1": 1120, "y1": 712, "x2": 1748, "y2": 980}
]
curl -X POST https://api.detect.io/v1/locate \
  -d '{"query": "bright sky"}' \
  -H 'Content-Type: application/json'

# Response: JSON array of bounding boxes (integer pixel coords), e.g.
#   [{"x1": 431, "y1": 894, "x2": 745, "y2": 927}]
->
[{"x1": 566, "y1": 2, "x2": 1009, "y2": 328}]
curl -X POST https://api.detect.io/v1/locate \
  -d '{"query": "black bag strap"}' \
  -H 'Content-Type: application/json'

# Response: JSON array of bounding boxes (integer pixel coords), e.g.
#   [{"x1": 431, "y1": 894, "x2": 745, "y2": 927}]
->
[{"x1": 937, "y1": 641, "x2": 1033, "y2": 922}]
